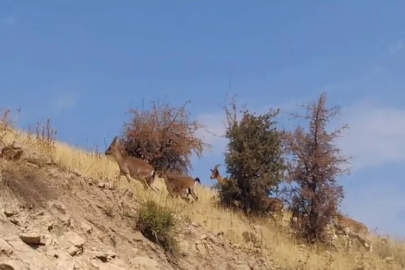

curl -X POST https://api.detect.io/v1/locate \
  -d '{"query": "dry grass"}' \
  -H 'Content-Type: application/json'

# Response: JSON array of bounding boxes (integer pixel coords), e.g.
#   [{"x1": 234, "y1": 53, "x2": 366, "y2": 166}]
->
[
  {"x1": 1, "y1": 109, "x2": 405, "y2": 270},
  {"x1": 0, "y1": 161, "x2": 58, "y2": 209}
]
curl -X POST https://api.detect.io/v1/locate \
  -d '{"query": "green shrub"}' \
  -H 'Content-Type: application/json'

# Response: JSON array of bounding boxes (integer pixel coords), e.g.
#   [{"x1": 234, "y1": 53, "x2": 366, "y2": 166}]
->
[
  {"x1": 221, "y1": 97, "x2": 285, "y2": 215},
  {"x1": 136, "y1": 200, "x2": 178, "y2": 255}
]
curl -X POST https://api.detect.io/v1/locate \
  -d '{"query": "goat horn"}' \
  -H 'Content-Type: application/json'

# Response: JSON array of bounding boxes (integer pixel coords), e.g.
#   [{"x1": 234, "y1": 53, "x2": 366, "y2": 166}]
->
[{"x1": 214, "y1": 164, "x2": 221, "y2": 169}]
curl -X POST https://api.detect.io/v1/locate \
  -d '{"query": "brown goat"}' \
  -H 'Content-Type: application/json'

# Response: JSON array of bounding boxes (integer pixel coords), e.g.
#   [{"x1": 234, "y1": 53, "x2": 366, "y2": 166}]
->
[
  {"x1": 331, "y1": 213, "x2": 373, "y2": 252},
  {"x1": 160, "y1": 170, "x2": 200, "y2": 203},
  {"x1": 264, "y1": 197, "x2": 284, "y2": 220},
  {"x1": 210, "y1": 164, "x2": 283, "y2": 216},
  {"x1": 209, "y1": 164, "x2": 240, "y2": 206},
  {"x1": 209, "y1": 164, "x2": 230, "y2": 186},
  {"x1": 105, "y1": 136, "x2": 159, "y2": 193}
]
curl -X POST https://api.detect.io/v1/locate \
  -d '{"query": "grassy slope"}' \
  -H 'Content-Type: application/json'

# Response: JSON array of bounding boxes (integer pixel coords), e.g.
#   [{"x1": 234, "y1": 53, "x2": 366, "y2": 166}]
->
[{"x1": 1, "y1": 129, "x2": 405, "y2": 270}]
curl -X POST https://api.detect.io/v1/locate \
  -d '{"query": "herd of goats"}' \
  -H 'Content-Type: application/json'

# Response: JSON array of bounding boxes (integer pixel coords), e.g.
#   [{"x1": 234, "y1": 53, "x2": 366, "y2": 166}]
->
[{"x1": 104, "y1": 136, "x2": 374, "y2": 253}]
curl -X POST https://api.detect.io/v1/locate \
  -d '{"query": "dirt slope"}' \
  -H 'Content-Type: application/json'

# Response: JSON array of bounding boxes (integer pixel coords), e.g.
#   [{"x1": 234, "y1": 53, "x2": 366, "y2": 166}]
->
[{"x1": 0, "y1": 157, "x2": 274, "y2": 270}]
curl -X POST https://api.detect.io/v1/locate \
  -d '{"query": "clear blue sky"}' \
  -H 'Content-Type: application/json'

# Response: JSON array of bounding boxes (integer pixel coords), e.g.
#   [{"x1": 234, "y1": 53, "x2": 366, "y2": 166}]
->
[{"x1": 1, "y1": 1, "x2": 405, "y2": 237}]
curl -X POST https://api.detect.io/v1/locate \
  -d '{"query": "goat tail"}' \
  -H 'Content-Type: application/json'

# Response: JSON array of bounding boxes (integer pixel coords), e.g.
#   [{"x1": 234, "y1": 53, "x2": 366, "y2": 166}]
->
[
  {"x1": 194, "y1": 177, "x2": 201, "y2": 186},
  {"x1": 149, "y1": 170, "x2": 156, "y2": 185}
]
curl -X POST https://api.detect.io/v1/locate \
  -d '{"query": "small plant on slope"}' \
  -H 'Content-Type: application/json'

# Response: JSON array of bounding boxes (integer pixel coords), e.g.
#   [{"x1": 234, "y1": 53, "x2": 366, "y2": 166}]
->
[{"x1": 136, "y1": 200, "x2": 179, "y2": 255}]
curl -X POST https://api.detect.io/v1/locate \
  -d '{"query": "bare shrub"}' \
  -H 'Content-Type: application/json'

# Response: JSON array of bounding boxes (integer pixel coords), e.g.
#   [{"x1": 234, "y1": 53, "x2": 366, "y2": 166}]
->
[
  {"x1": 121, "y1": 100, "x2": 210, "y2": 175},
  {"x1": 283, "y1": 93, "x2": 350, "y2": 243}
]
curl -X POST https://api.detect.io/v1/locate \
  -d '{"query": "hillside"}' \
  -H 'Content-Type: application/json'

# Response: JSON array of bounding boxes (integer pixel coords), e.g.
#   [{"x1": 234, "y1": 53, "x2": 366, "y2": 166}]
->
[{"x1": 1, "y1": 128, "x2": 405, "y2": 270}]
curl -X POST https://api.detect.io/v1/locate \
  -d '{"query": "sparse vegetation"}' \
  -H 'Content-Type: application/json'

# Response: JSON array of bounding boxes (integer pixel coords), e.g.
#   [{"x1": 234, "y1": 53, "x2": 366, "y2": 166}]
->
[
  {"x1": 29, "y1": 118, "x2": 57, "y2": 153},
  {"x1": 1, "y1": 95, "x2": 405, "y2": 269},
  {"x1": 136, "y1": 200, "x2": 179, "y2": 255},
  {"x1": 1, "y1": 108, "x2": 57, "y2": 157}
]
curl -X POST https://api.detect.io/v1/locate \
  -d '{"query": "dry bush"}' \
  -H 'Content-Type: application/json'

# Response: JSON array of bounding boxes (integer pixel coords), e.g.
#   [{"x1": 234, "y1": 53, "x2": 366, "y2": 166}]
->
[
  {"x1": 283, "y1": 93, "x2": 350, "y2": 243},
  {"x1": 121, "y1": 100, "x2": 210, "y2": 175},
  {"x1": 219, "y1": 96, "x2": 285, "y2": 215}
]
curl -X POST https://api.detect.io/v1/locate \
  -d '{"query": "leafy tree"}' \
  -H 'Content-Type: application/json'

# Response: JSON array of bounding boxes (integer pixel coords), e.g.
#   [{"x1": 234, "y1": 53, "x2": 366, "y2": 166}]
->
[
  {"x1": 121, "y1": 100, "x2": 210, "y2": 175},
  {"x1": 283, "y1": 93, "x2": 350, "y2": 243},
  {"x1": 220, "y1": 97, "x2": 285, "y2": 214}
]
